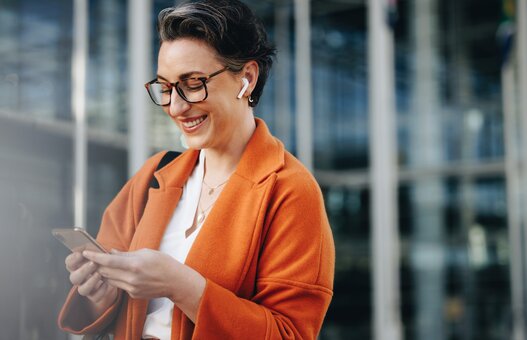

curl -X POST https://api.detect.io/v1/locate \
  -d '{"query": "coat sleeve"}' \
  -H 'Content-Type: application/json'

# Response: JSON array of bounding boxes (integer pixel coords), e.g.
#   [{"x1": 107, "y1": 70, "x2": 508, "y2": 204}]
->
[
  {"x1": 57, "y1": 152, "x2": 166, "y2": 335},
  {"x1": 192, "y1": 171, "x2": 335, "y2": 339}
]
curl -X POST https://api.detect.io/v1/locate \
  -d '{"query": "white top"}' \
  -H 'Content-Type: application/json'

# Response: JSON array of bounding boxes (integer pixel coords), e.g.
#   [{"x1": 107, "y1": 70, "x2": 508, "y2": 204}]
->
[{"x1": 142, "y1": 151, "x2": 205, "y2": 339}]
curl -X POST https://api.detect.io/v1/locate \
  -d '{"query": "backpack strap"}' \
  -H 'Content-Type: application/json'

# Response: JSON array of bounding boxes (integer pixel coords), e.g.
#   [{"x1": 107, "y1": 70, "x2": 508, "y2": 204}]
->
[{"x1": 150, "y1": 151, "x2": 182, "y2": 189}]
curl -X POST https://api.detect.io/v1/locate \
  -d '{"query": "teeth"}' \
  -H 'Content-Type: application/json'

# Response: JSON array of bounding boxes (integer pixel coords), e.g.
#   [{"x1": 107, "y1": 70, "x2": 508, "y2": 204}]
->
[{"x1": 182, "y1": 116, "x2": 206, "y2": 128}]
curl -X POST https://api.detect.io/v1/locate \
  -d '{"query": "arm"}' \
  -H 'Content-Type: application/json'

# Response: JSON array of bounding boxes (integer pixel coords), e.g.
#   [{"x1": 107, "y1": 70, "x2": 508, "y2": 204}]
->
[
  {"x1": 57, "y1": 151, "x2": 166, "y2": 335},
  {"x1": 191, "y1": 174, "x2": 335, "y2": 339}
]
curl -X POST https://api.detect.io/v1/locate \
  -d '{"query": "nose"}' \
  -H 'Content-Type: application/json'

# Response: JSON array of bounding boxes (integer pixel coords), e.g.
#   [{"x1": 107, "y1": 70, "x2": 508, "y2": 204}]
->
[{"x1": 166, "y1": 88, "x2": 190, "y2": 117}]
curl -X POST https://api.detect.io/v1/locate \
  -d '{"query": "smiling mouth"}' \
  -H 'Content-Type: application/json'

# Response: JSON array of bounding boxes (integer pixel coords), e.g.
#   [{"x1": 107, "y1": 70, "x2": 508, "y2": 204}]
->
[{"x1": 181, "y1": 115, "x2": 208, "y2": 131}]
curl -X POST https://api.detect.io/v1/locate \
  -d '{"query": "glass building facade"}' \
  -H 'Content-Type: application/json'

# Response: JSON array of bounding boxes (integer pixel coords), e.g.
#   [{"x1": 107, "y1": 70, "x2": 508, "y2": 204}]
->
[{"x1": 0, "y1": 0, "x2": 526, "y2": 339}]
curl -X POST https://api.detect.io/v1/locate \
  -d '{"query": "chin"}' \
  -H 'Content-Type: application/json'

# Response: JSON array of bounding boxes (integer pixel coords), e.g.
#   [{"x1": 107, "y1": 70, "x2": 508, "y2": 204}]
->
[{"x1": 184, "y1": 136, "x2": 208, "y2": 150}]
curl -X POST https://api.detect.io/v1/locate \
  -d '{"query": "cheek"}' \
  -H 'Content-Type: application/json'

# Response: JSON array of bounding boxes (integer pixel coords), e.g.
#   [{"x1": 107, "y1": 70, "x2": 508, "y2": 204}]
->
[{"x1": 211, "y1": 81, "x2": 238, "y2": 105}]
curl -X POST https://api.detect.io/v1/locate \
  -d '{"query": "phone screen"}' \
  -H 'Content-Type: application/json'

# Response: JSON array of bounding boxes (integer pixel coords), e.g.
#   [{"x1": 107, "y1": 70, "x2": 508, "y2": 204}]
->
[{"x1": 52, "y1": 228, "x2": 107, "y2": 253}]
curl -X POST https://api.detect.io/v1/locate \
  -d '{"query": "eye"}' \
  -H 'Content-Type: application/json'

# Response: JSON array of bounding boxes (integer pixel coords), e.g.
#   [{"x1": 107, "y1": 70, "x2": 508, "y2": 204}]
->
[
  {"x1": 158, "y1": 82, "x2": 172, "y2": 93},
  {"x1": 181, "y1": 78, "x2": 205, "y2": 91}
]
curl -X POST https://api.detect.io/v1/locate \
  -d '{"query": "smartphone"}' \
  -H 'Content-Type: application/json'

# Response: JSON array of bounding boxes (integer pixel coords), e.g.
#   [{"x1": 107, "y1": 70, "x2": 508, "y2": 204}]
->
[{"x1": 52, "y1": 227, "x2": 108, "y2": 253}]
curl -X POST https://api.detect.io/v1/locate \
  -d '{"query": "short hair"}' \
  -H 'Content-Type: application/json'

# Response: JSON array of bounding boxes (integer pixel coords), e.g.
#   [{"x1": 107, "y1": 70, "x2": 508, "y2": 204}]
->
[{"x1": 157, "y1": 0, "x2": 276, "y2": 107}]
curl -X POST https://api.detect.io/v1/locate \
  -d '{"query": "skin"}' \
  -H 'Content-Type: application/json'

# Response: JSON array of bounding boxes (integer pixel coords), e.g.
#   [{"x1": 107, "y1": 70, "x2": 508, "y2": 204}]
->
[
  {"x1": 65, "y1": 252, "x2": 119, "y2": 318},
  {"x1": 64, "y1": 38, "x2": 260, "y2": 324}
]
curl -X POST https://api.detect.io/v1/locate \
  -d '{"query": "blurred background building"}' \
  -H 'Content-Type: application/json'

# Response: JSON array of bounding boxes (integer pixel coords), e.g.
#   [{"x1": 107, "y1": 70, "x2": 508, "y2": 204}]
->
[{"x1": 0, "y1": 0, "x2": 526, "y2": 339}]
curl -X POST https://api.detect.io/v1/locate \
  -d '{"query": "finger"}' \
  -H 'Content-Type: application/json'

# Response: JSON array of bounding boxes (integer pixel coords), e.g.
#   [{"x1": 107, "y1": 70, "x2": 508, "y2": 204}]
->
[
  {"x1": 83, "y1": 251, "x2": 130, "y2": 270},
  {"x1": 94, "y1": 278, "x2": 104, "y2": 291},
  {"x1": 65, "y1": 252, "x2": 87, "y2": 272},
  {"x1": 77, "y1": 271, "x2": 102, "y2": 297},
  {"x1": 87, "y1": 277, "x2": 105, "y2": 293},
  {"x1": 87, "y1": 281, "x2": 111, "y2": 303},
  {"x1": 112, "y1": 248, "x2": 142, "y2": 257},
  {"x1": 106, "y1": 278, "x2": 134, "y2": 296},
  {"x1": 69, "y1": 261, "x2": 97, "y2": 286},
  {"x1": 97, "y1": 266, "x2": 132, "y2": 282}
]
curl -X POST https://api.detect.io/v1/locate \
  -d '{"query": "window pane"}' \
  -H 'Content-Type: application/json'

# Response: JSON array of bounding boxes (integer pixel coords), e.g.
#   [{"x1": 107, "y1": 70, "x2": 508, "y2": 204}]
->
[
  {"x1": 399, "y1": 177, "x2": 510, "y2": 340},
  {"x1": 87, "y1": 0, "x2": 128, "y2": 133},
  {"x1": 396, "y1": 0, "x2": 504, "y2": 168},
  {"x1": 312, "y1": 0, "x2": 368, "y2": 170},
  {"x1": 321, "y1": 186, "x2": 371, "y2": 339},
  {"x1": 0, "y1": 0, "x2": 73, "y2": 121}
]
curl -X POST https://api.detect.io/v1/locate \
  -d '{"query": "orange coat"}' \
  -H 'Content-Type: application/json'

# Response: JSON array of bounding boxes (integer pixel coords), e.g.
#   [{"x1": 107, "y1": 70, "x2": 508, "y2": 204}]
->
[{"x1": 58, "y1": 118, "x2": 335, "y2": 339}]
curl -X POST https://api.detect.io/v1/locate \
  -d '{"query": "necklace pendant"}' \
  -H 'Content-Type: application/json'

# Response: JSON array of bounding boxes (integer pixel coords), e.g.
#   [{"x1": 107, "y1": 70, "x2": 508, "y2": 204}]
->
[
  {"x1": 208, "y1": 188, "x2": 214, "y2": 195},
  {"x1": 197, "y1": 212, "x2": 205, "y2": 225}
]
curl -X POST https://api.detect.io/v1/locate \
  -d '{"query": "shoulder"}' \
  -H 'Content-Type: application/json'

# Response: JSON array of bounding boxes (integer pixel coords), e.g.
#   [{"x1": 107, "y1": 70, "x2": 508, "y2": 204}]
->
[
  {"x1": 265, "y1": 149, "x2": 329, "y2": 240},
  {"x1": 273, "y1": 150, "x2": 323, "y2": 200}
]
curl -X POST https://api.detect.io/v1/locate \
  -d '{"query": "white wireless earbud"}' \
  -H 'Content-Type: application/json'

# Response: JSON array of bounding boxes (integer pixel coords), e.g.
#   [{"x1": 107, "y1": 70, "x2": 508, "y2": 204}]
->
[{"x1": 237, "y1": 78, "x2": 249, "y2": 99}]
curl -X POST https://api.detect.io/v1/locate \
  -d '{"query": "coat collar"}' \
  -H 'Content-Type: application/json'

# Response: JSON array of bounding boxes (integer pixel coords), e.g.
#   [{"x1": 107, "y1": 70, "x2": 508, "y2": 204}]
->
[{"x1": 154, "y1": 118, "x2": 285, "y2": 188}]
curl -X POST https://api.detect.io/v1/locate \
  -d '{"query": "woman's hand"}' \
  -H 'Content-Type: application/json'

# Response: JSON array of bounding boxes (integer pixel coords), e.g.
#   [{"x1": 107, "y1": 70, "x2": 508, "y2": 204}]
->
[
  {"x1": 83, "y1": 249, "x2": 206, "y2": 322},
  {"x1": 83, "y1": 249, "x2": 178, "y2": 300},
  {"x1": 65, "y1": 252, "x2": 119, "y2": 318}
]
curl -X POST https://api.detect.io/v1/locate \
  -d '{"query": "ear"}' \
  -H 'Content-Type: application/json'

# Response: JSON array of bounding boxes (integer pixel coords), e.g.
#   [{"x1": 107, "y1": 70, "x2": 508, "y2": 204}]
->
[{"x1": 240, "y1": 61, "x2": 259, "y2": 98}]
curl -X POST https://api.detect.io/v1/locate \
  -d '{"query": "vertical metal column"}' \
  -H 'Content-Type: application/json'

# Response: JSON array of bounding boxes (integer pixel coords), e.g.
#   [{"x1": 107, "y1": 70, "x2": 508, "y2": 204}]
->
[
  {"x1": 517, "y1": 0, "x2": 527, "y2": 336},
  {"x1": 409, "y1": 1, "x2": 445, "y2": 339},
  {"x1": 503, "y1": 52, "x2": 525, "y2": 340},
  {"x1": 71, "y1": 0, "x2": 88, "y2": 337},
  {"x1": 128, "y1": 0, "x2": 152, "y2": 176},
  {"x1": 368, "y1": 1, "x2": 401, "y2": 340},
  {"x1": 293, "y1": 0, "x2": 313, "y2": 171},
  {"x1": 72, "y1": 0, "x2": 88, "y2": 231}
]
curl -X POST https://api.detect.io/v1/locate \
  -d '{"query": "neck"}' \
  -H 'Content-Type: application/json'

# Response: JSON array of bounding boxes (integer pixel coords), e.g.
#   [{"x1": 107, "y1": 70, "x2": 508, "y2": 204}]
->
[{"x1": 203, "y1": 115, "x2": 256, "y2": 183}]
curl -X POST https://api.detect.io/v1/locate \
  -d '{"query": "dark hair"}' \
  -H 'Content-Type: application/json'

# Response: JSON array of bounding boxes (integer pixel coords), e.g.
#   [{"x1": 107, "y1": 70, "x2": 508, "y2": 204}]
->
[{"x1": 157, "y1": 0, "x2": 276, "y2": 107}]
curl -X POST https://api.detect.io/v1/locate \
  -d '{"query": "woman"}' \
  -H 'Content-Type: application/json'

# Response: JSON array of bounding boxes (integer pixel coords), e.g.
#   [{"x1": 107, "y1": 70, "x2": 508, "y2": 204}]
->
[{"x1": 58, "y1": 0, "x2": 335, "y2": 339}]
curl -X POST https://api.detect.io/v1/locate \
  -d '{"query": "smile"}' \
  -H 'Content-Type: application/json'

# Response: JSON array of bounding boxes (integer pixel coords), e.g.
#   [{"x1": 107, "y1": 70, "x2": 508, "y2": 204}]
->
[
  {"x1": 180, "y1": 115, "x2": 208, "y2": 132},
  {"x1": 182, "y1": 116, "x2": 206, "y2": 128}
]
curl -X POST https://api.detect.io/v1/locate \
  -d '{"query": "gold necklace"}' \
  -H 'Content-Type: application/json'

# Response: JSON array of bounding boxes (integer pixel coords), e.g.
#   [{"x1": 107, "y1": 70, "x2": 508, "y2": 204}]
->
[
  {"x1": 195, "y1": 179, "x2": 226, "y2": 225},
  {"x1": 196, "y1": 197, "x2": 218, "y2": 225},
  {"x1": 202, "y1": 178, "x2": 229, "y2": 196}
]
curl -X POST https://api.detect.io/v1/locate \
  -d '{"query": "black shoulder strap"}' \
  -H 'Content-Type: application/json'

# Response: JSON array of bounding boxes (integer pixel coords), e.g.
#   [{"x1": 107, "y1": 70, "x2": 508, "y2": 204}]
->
[{"x1": 150, "y1": 151, "x2": 182, "y2": 189}]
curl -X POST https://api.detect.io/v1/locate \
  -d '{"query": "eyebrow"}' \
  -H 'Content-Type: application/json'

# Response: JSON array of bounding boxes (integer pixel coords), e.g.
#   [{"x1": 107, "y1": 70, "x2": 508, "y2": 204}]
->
[{"x1": 156, "y1": 71, "x2": 205, "y2": 82}]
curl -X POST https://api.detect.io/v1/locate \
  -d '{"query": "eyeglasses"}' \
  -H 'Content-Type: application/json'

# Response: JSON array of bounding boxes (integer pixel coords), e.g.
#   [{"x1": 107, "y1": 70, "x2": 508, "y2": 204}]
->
[{"x1": 144, "y1": 67, "x2": 229, "y2": 106}]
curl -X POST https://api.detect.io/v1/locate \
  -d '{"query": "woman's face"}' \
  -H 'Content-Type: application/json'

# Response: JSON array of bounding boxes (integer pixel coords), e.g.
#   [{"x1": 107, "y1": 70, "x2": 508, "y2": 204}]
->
[{"x1": 157, "y1": 38, "x2": 252, "y2": 151}]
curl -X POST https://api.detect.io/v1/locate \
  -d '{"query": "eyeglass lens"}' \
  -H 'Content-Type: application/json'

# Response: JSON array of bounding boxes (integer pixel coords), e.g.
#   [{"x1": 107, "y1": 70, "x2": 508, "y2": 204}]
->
[{"x1": 149, "y1": 78, "x2": 207, "y2": 105}]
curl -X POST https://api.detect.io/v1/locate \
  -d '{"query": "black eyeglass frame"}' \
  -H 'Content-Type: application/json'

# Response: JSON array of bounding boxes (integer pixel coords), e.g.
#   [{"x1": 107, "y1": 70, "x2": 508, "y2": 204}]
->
[{"x1": 144, "y1": 66, "x2": 229, "y2": 106}]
